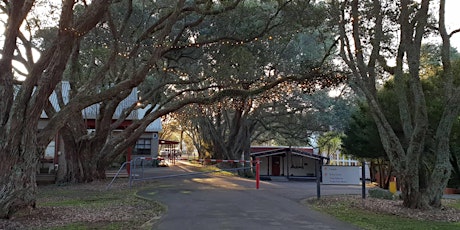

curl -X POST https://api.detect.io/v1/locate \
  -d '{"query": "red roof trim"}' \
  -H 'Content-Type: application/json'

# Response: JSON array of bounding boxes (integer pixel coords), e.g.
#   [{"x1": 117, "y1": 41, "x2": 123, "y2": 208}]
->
[{"x1": 250, "y1": 146, "x2": 313, "y2": 154}]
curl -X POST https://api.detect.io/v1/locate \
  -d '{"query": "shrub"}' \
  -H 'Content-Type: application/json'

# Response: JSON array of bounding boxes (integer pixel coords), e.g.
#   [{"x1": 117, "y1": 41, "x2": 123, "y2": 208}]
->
[{"x1": 368, "y1": 187, "x2": 395, "y2": 200}]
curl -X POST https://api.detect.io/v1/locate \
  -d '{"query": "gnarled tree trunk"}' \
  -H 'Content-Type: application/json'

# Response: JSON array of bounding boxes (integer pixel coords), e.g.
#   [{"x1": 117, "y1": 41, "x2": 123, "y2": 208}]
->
[
  {"x1": 58, "y1": 134, "x2": 107, "y2": 183},
  {"x1": 0, "y1": 129, "x2": 40, "y2": 218}
]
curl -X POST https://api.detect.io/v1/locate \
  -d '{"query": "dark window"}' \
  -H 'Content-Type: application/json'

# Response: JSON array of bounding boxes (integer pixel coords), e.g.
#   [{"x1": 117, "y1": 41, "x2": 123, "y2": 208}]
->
[{"x1": 135, "y1": 139, "x2": 151, "y2": 154}]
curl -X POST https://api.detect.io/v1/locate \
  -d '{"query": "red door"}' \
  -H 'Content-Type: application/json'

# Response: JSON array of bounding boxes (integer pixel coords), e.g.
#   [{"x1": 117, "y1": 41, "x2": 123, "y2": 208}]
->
[{"x1": 272, "y1": 156, "x2": 280, "y2": 176}]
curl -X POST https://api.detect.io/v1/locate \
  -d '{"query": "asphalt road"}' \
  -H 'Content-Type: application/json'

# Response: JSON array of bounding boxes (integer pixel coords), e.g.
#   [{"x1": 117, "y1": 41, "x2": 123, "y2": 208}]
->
[{"x1": 136, "y1": 161, "x2": 362, "y2": 230}]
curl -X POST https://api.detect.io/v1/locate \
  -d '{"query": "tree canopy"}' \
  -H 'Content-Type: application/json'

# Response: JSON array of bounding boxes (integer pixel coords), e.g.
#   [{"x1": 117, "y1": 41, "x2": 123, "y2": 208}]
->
[
  {"x1": 3, "y1": 0, "x2": 459, "y2": 218},
  {"x1": 0, "y1": 0, "x2": 344, "y2": 217}
]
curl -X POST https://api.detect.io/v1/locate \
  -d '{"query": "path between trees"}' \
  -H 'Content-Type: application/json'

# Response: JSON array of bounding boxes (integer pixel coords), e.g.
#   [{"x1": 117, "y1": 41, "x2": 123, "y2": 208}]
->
[{"x1": 136, "y1": 161, "x2": 362, "y2": 230}]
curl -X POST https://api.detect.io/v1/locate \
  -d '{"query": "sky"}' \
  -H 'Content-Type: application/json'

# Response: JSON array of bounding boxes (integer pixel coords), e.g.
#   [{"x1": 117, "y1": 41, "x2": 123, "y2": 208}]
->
[{"x1": 445, "y1": 0, "x2": 460, "y2": 49}]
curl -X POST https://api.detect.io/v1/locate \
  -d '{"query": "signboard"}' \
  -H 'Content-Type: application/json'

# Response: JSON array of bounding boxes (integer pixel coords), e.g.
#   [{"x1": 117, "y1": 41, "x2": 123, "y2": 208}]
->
[{"x1": 322, "y1": 166, "x2": 361, "y2": 185}]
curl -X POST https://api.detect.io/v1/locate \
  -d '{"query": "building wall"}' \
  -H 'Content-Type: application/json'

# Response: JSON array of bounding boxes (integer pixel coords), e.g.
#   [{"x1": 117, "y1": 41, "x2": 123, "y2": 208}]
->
[
  {"x1": 36, "y1": 82, "x2": 162, "y2": 172},
  {"x1": 257, "y1": 153, "x2": 317, "y2": 177},
  {"x1": 151, "y1": 133, "x2": 159, "y2": 158},
  {"x1": 135, "y1": 132, "x2": 160, "y2": 158},
  {"x1": 259, "y1": 156, "x2": 270, "y2": 175},
  {"x1": 286, "y1": 155, "x2": 316, "y2": 177},
  {"x1": 39, "y1": 119, "x2": 160, "y2": 166}
]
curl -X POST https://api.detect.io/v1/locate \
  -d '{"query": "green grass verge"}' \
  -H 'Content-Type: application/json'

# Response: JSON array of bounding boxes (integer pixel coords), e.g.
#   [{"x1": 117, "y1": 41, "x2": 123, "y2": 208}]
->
[
  {"x1": 27, "y1": 182, "x2": 166, "y2": 230},
  {"x1": 40, "y1": 192, "x2": 129, "y2": 207},
  {"x1": 198, "y1": 165, "x2": 237, "y2": 176},
  {"x1": 179, "y1": 160, "x2": 253, "y2": 177},
  {"x1": 47, "y1": 222, "x2": 125, "y2": 230},
  {"x1": 445, "y1": 199, "x2": 460, "y2": 209},
  {"x1": 308, "y1": 198, "x2": 460, "y2": 230}
]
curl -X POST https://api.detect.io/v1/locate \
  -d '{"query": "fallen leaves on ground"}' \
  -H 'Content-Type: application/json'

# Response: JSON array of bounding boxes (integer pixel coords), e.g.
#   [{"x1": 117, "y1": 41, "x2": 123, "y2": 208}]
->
[
  {"x1": 0, "y1": 180, "x2": 164, "y2": 230},
  {"x1": 306, "y1": 195, "x2": 460, "y2": 222}
]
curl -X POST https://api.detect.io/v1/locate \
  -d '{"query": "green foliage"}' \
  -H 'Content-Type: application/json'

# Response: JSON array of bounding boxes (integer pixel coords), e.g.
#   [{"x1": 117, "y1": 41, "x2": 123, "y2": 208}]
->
[
  {"x1": 450, "y1": 61, "x2": 460, "y2": 187},
  {"x1": 254, "y1": 89, "x2": 354, "y2": 147},
  {"x1": 317, "y1": 131, "x2": 343, "y2": 157},
  {"x1": 368, "y1": 188, "x2": 396, "y2": 200},
  {"x1": 341, "y1": 102, "x2": 386, "y2": 160},
  {"x1": 169, "y1": 1, "x2": 346, "y2": 158}
]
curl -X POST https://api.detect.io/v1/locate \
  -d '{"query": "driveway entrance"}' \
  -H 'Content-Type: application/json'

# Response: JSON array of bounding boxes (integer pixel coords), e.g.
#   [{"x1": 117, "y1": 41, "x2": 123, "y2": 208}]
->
[{"x1": 136, "y1": 161, "x2": 361, "y2": 230}]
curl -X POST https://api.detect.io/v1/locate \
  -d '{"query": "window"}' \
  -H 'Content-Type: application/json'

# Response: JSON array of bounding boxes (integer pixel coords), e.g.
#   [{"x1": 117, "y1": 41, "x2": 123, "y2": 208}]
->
[
  {"x1": 45, "y1": 141, "x2": 55, "y2": 159},
  {"x1": 135, "y1": 139, "x2": 151, "y2": 155}
]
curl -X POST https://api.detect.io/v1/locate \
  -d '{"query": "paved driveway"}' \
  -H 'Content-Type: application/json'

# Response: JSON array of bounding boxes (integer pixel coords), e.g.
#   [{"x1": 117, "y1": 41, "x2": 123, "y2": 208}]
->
[{"x1": 136, "y1": 161, "x2": 362, "y2": 230}]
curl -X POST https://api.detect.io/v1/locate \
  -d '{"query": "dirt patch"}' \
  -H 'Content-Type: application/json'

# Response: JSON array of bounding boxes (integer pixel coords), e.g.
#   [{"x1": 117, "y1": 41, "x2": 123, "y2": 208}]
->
[
  {"x1": 0, "y1": 180, "x2": 165, "y2": 230},
  {"x1": 305, "y1": 195, "x2": 460, "y2": 222}
]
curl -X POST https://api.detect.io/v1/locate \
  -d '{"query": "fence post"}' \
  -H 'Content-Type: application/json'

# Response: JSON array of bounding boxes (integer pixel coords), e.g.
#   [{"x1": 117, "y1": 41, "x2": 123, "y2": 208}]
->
[
  {"x1": 129, "y1": 159, "x2": 133, "y2": 188},
  {"x1": 362, "y1": 161, "x2": 366, "y2": 199},
  {"x1": 127, "y1": 147, "x2": 132, "y2": 174},
  {"x1": 256, "y1": 159, "x2": 260, "y2": 189}
]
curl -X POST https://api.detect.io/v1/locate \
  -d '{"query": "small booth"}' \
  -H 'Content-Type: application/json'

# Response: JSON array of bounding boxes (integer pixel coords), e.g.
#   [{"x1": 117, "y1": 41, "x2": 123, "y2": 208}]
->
[{"x1": 250, "y1": 146, "x2": 329, "y2": 181}]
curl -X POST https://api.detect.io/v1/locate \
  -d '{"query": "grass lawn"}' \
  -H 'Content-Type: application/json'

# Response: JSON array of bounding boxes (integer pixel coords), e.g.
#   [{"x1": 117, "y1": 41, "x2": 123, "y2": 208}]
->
[
  {"x1": 306, "y1": 196, "x2": 460, "y2": 230},
  {"x1": 181, "y1": 160, "x2": 247, "y2": 177},
  {"x1": 446, "y1": 199, "x2": 460, "y2": 209}
]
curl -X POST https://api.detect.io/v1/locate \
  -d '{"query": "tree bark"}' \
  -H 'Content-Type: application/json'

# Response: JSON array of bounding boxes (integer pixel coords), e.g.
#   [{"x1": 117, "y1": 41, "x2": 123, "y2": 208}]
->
[
  {"x1": 0, "y1": 0, "x2": 113, "y2": 218},
  {"x1": 57, "y1": 112, "x2": 117, "y2": 183},
  {"x1": 0, "y1": 129, "x2": 39, "y2": 218}
]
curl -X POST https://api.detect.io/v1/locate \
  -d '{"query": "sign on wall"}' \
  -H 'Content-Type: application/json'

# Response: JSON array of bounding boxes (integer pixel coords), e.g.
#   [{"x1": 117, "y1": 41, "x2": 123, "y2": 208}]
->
[{"x1": 322, "y1": 166, "x2": 362, "y2": 185}]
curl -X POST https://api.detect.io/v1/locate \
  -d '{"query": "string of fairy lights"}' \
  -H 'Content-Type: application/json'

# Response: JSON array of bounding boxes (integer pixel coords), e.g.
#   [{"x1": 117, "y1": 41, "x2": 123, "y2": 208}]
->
[
  {"x1": 152, "y1": 32, "x2": 298, "y2": 50},
  {"x1": 149, "y1": 30, "x2": 311, "y2": 78},
  {"x1": 60, "y1": 25, "x2": 336, "y2": 90},
  {"x1": 154, "y1": 35, "x2": 276, "y2": 50},
  {"x1": 102, "y1": 31, "x2": 296, "y2": 77},
  {"x1": 61, "y1": 25, "x2": 303, "y2": 51}
]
